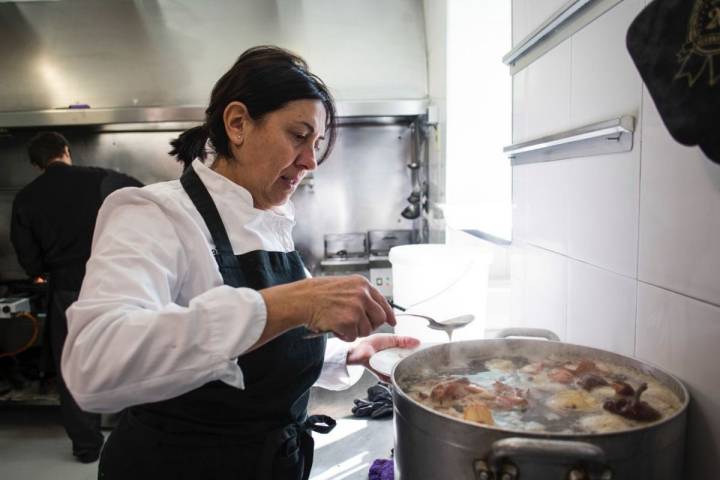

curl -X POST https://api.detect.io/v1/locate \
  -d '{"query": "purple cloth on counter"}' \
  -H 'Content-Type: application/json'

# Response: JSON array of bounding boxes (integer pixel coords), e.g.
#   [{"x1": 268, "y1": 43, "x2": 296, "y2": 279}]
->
[{"x1": 369, "y1": 459, "x2": 394, "y2": 480}]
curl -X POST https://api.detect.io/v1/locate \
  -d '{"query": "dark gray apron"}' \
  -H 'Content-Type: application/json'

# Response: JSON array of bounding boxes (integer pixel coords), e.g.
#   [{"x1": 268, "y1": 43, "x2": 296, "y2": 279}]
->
[{"x1": 98, "y1": 167, "x2": 334, "y2": 480}]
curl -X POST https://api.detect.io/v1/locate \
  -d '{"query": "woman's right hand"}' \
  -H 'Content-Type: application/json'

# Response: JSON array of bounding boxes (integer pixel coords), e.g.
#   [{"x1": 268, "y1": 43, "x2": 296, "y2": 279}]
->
[{"x1": 259, "y1": 275, "x2": 396, "y2": 343}]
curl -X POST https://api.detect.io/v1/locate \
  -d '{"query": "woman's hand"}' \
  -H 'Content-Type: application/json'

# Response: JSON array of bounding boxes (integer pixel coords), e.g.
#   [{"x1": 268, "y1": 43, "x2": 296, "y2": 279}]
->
[
  {"x1": 259, "y1": 275, "x2": 396, "y2": 345},
  {"x1": 347, "y1": 333, "x2": 420, "y2": 381}
]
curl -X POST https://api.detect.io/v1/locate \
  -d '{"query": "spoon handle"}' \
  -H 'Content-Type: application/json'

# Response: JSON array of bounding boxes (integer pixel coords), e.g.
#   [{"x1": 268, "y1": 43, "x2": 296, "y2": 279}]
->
[
  {"x1": 395, "y1": 312, "x2": 434, "y2": 323},
  {"x1": 389, "y1": 301, "x2": 406, "y2": 312}
]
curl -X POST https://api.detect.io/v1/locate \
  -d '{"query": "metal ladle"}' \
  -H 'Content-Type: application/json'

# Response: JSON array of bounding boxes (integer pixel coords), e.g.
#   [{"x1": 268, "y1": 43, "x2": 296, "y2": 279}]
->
[
  {"x1": 390, "y1": 301, "x2": 474, "y2": 341},
  {"x1": 396, "y1": 312, "x2": 474, "y2": 341}
]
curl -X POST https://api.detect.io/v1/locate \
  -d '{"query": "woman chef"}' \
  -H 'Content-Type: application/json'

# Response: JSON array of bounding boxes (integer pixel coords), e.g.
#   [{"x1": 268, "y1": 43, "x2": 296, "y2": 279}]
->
[{"x1": 62, "y1": 45, "x2": 418, "y2": 479}]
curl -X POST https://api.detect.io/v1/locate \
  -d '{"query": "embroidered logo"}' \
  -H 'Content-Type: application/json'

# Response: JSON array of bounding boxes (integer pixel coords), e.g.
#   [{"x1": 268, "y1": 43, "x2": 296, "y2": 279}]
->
[{"x1": 675, "y1": 0, "x2": 720, "y2": 87}]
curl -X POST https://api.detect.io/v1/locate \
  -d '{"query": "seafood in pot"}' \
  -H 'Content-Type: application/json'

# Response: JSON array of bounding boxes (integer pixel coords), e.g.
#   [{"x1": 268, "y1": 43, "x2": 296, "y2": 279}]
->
[{"x1": 402, "y1": 356, "x2": 681, "y2": 434}]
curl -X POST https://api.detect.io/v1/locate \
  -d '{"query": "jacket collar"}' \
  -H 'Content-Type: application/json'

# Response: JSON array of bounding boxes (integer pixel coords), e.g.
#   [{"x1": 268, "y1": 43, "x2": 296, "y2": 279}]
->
[{"x1": 191, "y1": 159, "x2": 295, "y2": 221}]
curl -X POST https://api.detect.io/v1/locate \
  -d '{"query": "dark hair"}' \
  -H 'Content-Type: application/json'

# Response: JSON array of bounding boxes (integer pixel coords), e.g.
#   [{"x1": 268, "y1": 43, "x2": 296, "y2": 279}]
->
[
  {"x1": 27, "y1": 132, "x2": 70, "y2": 169},
  {"x1": 170, "y1": 46, "x2": 337, "y2": 169}
]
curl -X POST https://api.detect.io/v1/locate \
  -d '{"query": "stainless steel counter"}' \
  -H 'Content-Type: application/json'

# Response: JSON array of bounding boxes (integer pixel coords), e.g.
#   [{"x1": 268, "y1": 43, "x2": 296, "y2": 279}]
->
[{"x1": 308, "y1": 370, "x2": 394, "y2": 480}]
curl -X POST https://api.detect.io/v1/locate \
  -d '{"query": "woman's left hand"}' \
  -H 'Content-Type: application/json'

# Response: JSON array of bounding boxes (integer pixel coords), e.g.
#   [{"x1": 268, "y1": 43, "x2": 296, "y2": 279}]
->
[{"x1": 346, "y1": 333, "x2": 420, "y2": 381}]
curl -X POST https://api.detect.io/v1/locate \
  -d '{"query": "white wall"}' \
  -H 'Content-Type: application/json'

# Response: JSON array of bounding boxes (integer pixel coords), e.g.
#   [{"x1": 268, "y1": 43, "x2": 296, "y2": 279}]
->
[
  {"x1": 444, "y1": 0, "x2": 512, "y2": 240},
  {"x1": 423, "y1": 0, "x2": 449, "y2": 242},
  {"x1": 510, "y1": 0, "x2": 720, "y2": 477},
  {"x1": 422, "y1": 0, "x2": 512, "y2": 242}
]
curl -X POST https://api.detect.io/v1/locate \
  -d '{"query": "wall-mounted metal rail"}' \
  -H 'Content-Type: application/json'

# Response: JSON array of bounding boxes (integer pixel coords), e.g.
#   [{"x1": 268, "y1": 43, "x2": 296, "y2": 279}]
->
[
  {"x1": 504, "y1": 115, "x2": 635, "y2": 165},
  {"x1": 503, "y1": 0, "x2": 595, "y2": 66}
]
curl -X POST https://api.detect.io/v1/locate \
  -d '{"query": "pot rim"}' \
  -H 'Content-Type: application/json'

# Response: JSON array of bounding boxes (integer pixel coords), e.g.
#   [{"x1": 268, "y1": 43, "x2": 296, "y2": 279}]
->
[{"x1": 391, "y1": 338, "x2": 690, "y2": 438}]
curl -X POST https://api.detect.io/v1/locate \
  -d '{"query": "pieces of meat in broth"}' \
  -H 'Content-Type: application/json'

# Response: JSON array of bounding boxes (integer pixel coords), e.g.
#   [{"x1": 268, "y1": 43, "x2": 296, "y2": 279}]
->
[
  {"x1": 492, "y1": 381, "x2": 529, "y2": 411},
  {"x1": 431, "y1": 378, "x2": 488, "y2": 407},
  {"x1": 604, "y1": 383, "x2": 661, "y2": 422},
  {"x1": 577, "y1": 373, "x2": 610, "y2": 391},
  {"x1": 548, "y1": 368, "x2": 575, "y2": 384}
]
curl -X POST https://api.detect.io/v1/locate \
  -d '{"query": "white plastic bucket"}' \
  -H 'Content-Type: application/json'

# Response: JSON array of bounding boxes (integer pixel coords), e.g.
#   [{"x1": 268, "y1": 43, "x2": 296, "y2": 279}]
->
[{"x1": 389, "y1": 244, "x2": 493, "y2": 342}]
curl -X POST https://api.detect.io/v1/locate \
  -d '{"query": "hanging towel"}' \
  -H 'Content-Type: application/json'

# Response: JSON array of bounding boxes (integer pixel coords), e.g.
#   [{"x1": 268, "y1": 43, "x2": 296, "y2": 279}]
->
[{"x1": 626, "y1": 0, "x2": 720, "y2": 163}]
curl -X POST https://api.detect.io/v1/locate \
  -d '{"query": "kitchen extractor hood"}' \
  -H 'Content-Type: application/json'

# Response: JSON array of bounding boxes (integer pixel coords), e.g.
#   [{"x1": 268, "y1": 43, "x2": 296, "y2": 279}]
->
[
  {"x1": 0, "y1": 0, "x2": 427, "y2": 119},
  {"x1": 0, "y1": 100, "x2": 430, "y2": 130}
]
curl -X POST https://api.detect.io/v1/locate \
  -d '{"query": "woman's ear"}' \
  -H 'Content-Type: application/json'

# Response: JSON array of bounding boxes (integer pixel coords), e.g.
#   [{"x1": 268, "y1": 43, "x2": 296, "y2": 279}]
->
[{"x1": 223, "y1": 101, "x2": 251, "y2": 147}]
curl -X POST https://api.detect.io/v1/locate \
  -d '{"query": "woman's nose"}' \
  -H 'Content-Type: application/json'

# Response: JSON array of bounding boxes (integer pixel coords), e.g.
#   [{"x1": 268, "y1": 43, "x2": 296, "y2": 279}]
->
[{"x1": 297, "y1": 145, "x2": 318, "y2": 171}]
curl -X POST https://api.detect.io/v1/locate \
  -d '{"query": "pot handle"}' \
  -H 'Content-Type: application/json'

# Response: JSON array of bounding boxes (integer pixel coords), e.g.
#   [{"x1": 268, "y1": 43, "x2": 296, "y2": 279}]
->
[
  {"x1": 494, "y1": 327, "x2": 560, "y2": 341},
  {"x1": 474, "y1": 437, "x2": 612, "y2": 480}
]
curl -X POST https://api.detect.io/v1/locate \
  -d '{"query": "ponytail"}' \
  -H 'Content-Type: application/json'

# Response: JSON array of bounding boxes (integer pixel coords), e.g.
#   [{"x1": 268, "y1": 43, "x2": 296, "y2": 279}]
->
[{"x1": 169, "y1": 125, "x2": 209, "y2": 169}]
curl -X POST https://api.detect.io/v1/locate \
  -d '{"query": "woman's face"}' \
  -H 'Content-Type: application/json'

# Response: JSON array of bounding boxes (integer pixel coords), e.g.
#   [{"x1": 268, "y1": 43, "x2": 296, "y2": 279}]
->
[{"x1": 227, "y1": 99, "x2": 327, "y2": 210}]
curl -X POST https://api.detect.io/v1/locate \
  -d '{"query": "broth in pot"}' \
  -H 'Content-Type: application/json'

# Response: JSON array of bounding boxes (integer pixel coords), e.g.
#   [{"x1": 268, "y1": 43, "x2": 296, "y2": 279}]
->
[{"x1": 400, "y1": 354, "x2": 682, "y2": 434}]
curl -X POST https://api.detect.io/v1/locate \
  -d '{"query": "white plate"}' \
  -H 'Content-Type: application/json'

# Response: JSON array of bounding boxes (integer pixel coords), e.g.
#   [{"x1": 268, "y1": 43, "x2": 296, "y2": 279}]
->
[{"x1": 369, "y1": 343, "x2": 438, "y2": 377}]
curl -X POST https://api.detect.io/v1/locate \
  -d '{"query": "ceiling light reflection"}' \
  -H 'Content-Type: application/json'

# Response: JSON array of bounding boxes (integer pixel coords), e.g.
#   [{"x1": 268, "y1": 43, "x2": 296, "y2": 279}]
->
[{"x1": 35, "y1": 56, "x2": 72, "y2": 108}]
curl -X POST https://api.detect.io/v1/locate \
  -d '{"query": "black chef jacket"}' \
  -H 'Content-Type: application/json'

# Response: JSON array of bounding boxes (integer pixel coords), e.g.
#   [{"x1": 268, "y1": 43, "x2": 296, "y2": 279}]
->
[{"x1": 10, "y1": 162, "x2": 143, "y2": 290}]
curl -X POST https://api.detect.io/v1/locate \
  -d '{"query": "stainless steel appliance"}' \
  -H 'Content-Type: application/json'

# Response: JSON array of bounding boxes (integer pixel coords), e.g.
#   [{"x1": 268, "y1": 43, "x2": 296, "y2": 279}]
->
[
  {"x1": 368, "y1": 229, "x2": 414, "y2": 299},
  {"x1": 392, "y1": 330, "x2": 689, "y2": 480},
  {"x1": 0, "y1": 296, "x2": 31, "y2": 319},
  {"x1": 319, "y1": 232, "x2": 370, "y2": 277}
]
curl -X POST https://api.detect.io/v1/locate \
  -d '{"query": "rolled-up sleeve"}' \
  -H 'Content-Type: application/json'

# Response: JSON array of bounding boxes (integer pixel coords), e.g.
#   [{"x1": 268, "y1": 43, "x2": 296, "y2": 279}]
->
[{"x1": 62, "y1": 190, "x2": 266, "y2": 413}]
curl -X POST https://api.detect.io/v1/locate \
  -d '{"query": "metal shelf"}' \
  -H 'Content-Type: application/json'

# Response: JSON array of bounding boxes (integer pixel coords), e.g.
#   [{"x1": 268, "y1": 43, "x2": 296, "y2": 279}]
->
[
  {"x1": 0, "y1": 100, "x2": 429, "y2": 130},
  {"x1": 504, "y1": 116, "x2": 635, "y2": 165},
  {"x1": 503, "y1": 0, "x2": 595, "y2": 66}
]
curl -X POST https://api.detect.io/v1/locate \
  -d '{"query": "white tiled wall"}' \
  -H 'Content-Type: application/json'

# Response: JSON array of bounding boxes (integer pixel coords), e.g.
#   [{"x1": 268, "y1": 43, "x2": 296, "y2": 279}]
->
[
  {"x1": 514, "y1": 161, "x2": 569, "y2": 254},
  {"x1": 638, "y1": 96, "x2": 720, "y2": 306},
  {"x1": 512, "y1": 1, "x2": 645, "y2": 275},
  {"x1": 512, "y1": 0, "x2": 650, "y2": 336},
  {"x1": 566, "y1": 259, "x2": 637, "y2": 356},
  {"x1": 510, "y1": 244, "x2": 567, "y2": 339},
  {"x1": 511, "y1": 165, "x2": 528, "y2": 241},
  {"x1": 566, "y1": 150, "x2": 640, "y2": 278},
  {"x1": 511, "y1": 0, "x2": 568, "y2": 46},
  {"x1": 636, "y1": 283, "x2": 720, "y2": 478},
  {"x1": 569, "y1": 0, "x2": 645, "y2": 127},
  {"x1": 511, "y1": 1, "x2": 720, "y2": 477},
  {"x1": 562, "y1": 0, "x2": 644, "y2": 277},
  {"x1": 512, "y1": 39, "x2": 571, "y2": 143}
]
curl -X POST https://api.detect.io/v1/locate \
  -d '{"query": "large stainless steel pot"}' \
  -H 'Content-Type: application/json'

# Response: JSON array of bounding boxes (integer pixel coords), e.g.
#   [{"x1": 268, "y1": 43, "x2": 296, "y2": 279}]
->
[{"x1": 391, "y1": 329, "x2": 689, "y2": 480}]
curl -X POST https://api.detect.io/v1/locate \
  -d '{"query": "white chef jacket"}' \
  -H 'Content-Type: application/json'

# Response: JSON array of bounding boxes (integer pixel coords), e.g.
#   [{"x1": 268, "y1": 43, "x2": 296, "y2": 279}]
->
[{"x1": 63, "y1": 159, "x2": 363, "y2": 414}]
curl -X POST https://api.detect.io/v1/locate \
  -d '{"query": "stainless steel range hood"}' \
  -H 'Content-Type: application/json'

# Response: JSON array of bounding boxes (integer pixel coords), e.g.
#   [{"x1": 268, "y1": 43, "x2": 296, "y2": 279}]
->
[
  {"x1": 0, "y1": 0, "x2": 428, "y2": 126},
  {"x1": 0, "y1": 100, "x2": 429, "y2": 130}
]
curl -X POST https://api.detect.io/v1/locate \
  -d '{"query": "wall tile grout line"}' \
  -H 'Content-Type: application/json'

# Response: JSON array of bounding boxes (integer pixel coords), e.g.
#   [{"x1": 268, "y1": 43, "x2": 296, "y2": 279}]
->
[
  {"x1": 637, "y1": 280, "x2": 720, "y2": 311},
  {"x1": 517, "y1": 240, "x2": 635, "y2": 280},
  {"x1": 565, "y1": 30, "x2": 575, "y2": 342},
  {"x1": 514, "y1": 239, "x2": 720, "y2": 310},
  {"x1": 634, "y1": 83, "x2": 646, "y2": 357}
]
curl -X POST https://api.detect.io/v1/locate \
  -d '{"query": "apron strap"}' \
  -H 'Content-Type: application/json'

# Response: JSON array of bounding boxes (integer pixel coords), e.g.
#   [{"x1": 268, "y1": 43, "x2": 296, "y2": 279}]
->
[
  {"x1": 179, "y1": 166, "x2": 247, "y2": 287},
  {"x1": 298, "y1": 414, "x2": 336, "y2": 479},
  {"x1": 256, "y1": 416, "x2": 337, "y2": 480},
  {"x1": 303, "y1": 414, "x2": 336, "y2": 434}
]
